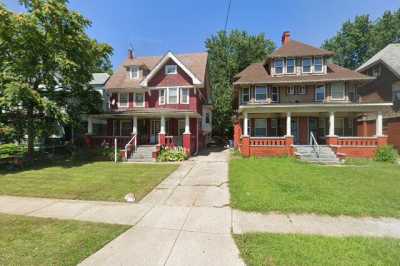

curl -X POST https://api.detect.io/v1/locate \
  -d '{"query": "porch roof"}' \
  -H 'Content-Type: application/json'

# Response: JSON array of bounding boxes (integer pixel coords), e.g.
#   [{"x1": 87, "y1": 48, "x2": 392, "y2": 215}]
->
[
  {"x1": 238, "y1": 102, "x2": 393, "y2": 114},
  {"x1": 89, "y1": 108, "x2": 201, "y2": 119}
]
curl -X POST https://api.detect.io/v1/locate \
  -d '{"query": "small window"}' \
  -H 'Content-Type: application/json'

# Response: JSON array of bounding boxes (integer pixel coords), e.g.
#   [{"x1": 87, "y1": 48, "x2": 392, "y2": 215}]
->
[
  {"x1": 159, "y1": 89, "x2": 166, "y2": 105},
  {"x1": 165, "y1": 65, "x2": 177, "y2": 75},
  {"x1": 331, "y1": 83, "x2": 345, "y2": 100},
  {"x1": 294, "y1": 86, "x2": 305, "y2": 95},
  {"x1": 315, "y1": 85, "x2": 325, "y2": 102},
  {"x1": 255, "y1": 87, "x2": 267, "y2": 102},
  {"x1": 287, "y1": 58, "x2": 295, "y2": 74},
  {"x1": 241, "y1": 88, "x2": 250, "y2": 103},
  {"x1": 130, "y1": 66, "x2": 139, "y2": 79},
  {"x1": 119, "y1": 93, "x2": 129, "y2": 107},
  {"x1": 274, "y1": 59, "x2": 284, "y2": 74},
  {"x1": 168, "y1": 88, "x2": 178, "y2": 104},
  {"x1": 254, "y1": 119, "x2": 267, "y2": 137},
  {"x1": 135, "y1": 92, "x2": 144, "y2": 107},
  {"x1": 271, "y1": 87, "x2": 279, "y2": 103},
  {"x1": 314, "y1": 57, "x2": 323, "y2": 72},
  {"x1": 302, "y1": 58, "x2": 312, "y2": 73},
  {"x1": 180, "y1": 88, "x2": 189, "y2": 104}
]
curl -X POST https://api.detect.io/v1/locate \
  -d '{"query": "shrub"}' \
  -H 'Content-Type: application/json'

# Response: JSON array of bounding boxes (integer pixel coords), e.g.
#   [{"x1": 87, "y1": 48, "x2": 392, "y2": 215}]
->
[
  {"x1": 0, "y1": 144, "x2": 27, "y2": 159},
  {"x1": 158, "y1": 147, "x2": 188, "y2": 162},
  {"x1": 374, "y1": 145, "x2": 398, "y2": 163}
]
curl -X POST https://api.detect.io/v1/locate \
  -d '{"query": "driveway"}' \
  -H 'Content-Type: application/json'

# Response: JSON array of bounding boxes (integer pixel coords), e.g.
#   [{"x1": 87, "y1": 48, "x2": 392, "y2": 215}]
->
[{"x1": 79, "y1": 148, "x2": 245, "y2": 266}]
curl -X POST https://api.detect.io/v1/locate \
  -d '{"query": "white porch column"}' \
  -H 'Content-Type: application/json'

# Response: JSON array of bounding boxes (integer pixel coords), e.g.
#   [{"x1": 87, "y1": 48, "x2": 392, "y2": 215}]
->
[
  {"x1": 160, "y1": 115, "x2": 166, "y2": 134},
  {"x1": 376, "y1": 111, "x2": 383, "y2": 136},
  {"x1": 329, "y1": 111, "x2": 335, "y2": 136},
  {"x1": 243, "y1": 112, "x2": 249, "y2": 136},
  {"x1": 87, "y1": 117, "x2": 93, "y2": 134},
  {"x1": 132, "y1": 116, "x2": 137, "y2": 135},
  {"x1": 286, "y1": 112, "x2": 291, "y2": 136},
  {"x1": 184, "y1": 114, "x2": 190, "y2": 134}
]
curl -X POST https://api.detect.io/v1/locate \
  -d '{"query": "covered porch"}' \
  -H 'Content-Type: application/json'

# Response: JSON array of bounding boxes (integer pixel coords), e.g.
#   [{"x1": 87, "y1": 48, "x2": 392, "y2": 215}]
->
[{"x1": 234, "y1": 103, "x2": 392, "y2": 158}]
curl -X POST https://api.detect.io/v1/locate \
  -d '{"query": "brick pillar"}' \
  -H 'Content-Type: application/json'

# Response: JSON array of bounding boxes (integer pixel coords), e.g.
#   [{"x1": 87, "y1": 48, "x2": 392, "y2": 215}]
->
[
  {"x1": 285, "y1": 136, "x2": 294, "y2": 156},
  {"x1": 241, "y1": 136, "x2": 250, "y2": 157},
  {"x1": 158, "y1": 133, "x2": 166, "y2": 146},
  {"x1": 326, "y1": 136, "x2": 338, "y2": 146},
  {"x1": 234, "y1": 120, "x2": 242, "y2": 149},
  {"x1": 183, "y1": 133, "x2": 191, "y2": 155},
  {"x1": 362, "y1": 120, "x2": 368, "y2": 136},
  {"x1": 377, "y1": 135, "x2": 388, "y2": 146}
]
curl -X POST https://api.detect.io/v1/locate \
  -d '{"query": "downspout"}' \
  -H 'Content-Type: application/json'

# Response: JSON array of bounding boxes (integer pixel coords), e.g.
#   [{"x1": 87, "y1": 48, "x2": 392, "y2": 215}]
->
[{"x1": 194, "y1": 118, "x2": 199, "y2": 155}]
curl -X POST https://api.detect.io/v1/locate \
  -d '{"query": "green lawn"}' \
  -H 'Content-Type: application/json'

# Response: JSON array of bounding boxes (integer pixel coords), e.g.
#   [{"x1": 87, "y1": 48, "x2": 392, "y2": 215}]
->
[
  {"x1": 229, "y1": 157, "x2": 400, "y2": 217},
  {"x1": 0, "y1": 161, "x2": 178, "y2": 201},
  {"x1": 233, "y1": 233, "x2": 400, "y2": 266},
  {"x1": 0, "y1": 214, "x2": 129, "y2": 265}
]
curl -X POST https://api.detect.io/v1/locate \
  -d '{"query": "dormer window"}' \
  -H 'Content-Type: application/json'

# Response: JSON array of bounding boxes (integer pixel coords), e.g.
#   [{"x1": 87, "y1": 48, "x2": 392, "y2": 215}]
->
[
  {"x1": 302, "y1": 58, "x2": 312, "y2": 73},
  {"x1": 274, "y1": 59, "x2": 284, "y2": 74},
  {"x1": 165, "y1": 65, "x2": 177, "y2": 75},
  {"x1": 130, "y1": 66, "x2": 139, "y2": 79},
  {"x1": 286, "y1": 58, "x2": 295, "y2": 74},
  {"x1": 314, "y1": 57, "x2": 323, "y2": 73}
]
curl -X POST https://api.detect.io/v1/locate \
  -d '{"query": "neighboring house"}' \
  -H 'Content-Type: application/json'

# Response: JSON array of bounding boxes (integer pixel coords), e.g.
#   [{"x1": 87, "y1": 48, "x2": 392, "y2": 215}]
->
[
  {"x1": 356, "y1": 43, "x2": 400, "y2": 150},
  {"x1": 233, "y1": 31, "x2": 392, "y2": 158},
  {"x1": 90, "y1": 73, "x2": 111, "y2": 112},
  {"x1": 85, "y1": 50, "x2": 212, "y2": 160}
]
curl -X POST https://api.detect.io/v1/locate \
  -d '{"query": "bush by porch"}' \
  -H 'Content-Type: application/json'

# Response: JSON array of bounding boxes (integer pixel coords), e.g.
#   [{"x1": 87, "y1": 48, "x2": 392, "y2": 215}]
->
[{"x1": 229, "y1": 156, "x2": 400, "y2": 217}]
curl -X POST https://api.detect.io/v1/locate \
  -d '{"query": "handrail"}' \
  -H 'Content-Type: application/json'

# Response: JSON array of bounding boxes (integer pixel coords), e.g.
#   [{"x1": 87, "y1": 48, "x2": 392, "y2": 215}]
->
[
  {"x1": 125, "y1": 134, "x2": 137, "y2": 159},
  {"x1": 309, "y1": 131, "x2": 320, "y2": 158}
]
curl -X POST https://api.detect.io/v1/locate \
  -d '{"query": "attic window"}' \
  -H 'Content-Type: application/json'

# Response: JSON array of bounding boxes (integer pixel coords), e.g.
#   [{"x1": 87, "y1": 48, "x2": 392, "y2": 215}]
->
[
  {"x1": 130, "y1": 66, "x2": 139, "y2": 79},
  {"x1": 165, "y1": 65, "x2": 177, "y2": 75}
]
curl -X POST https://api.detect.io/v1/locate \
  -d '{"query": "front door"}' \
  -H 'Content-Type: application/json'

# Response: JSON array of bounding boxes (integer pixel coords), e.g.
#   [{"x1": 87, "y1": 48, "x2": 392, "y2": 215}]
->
[
  {"x1": 150, "y1": 120, "x2": 160, "y2": 144},
  {"x1": 291, "y1": 118, "x2": 299, "y2": 144},
  {"x1": 308, "y1": 117, "x2": 318, "y2": 144}
]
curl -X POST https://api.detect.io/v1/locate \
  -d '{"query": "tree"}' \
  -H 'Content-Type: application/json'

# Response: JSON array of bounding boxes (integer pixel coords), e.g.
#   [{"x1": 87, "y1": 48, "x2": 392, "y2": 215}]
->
[
  {"x1": 0, "y1": 0, "x2": 112, "y2": 155},
  {"x1": 322, "y1": 9, "x2": 400, "y2": 69},
  {"x1": 206, "y1": 30, "x2": 275, "y2": 138}
]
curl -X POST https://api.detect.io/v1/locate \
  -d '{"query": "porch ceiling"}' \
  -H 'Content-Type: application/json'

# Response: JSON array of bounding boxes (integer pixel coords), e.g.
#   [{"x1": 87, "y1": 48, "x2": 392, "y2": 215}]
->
[{"x1": 239, "y1": 102, "x2": 393, "y2": 114}]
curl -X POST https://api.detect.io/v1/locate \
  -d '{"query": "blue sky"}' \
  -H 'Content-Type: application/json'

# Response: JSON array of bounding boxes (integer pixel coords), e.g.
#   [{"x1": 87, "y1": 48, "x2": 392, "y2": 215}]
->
[{"x1": 4, "y1": 0, "x2": 399, "y2": 69}]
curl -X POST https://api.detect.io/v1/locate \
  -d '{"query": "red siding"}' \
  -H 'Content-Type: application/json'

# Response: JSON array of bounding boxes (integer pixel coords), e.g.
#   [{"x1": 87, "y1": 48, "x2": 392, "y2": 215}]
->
[{"x1": 148, "y1": 58, "x2": 193, "y2": 87}]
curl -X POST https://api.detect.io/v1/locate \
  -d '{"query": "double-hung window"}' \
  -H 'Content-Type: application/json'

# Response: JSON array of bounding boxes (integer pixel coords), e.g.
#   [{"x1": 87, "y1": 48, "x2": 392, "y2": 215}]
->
[
  {"x1": 315, "y1": 85, "x2": 325, "y2": 102},
  {"x1": 334, "y1": 118, "x2": 344, "y2": 136},
  {"x1": 271, "y1": 118, "x2": 278, "y2": 136},
  {"x1": 255, "y1": 87, "x2": 267, "y2": 102},
  {"x1": 286, "y1": 58, "x2": 295, "y2": 74},
  {"x1": 314, "y1": 57, "x2": 323, "y2": 72},
  {"x1": 130, "y1": 66, "x2": 139, "y2": 79},
  {"x1": 119, "y1": 93, "x2": 129, "y2": 107},
  {"x1": 168, "y1": 88, "x2": 178, "y2": 104},
  {"x1": 274, "y1": 59, "x2": 284, "y2": 74},
  {"x1": 271, "y1": 87, "x2": 279, "y2": 103},
  {"x1": 180, "y1": 88, "x2": 189, "y2": 104},
  {"x1": 165, "y1": 65, "x2": 177, "y2": 75},
  {"x1": 302, "y1": 58, "x2": 312, "y2": 73},
  {"x1": 331, "y1": 83, "x2": 345, "y2": 100},
  {"x1": 254, "y1": 119, "x2": 267, "y2": 137},
  {"x1": 135, "y1": 92, "x2": 144, "y2": 107},
  {"x1": 159, "y1": 89, "x2": 166, "y2": 105},
  {"x1": 241, "y1": 88, "x2": 250, "y2": 104}
]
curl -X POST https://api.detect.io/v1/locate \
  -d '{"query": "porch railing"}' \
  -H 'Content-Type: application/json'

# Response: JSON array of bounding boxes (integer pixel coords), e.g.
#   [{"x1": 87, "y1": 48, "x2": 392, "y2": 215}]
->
[
  {"x1": 165, "y1": 136, "x2": 183, "y2": 148},
  {"x1": 337, "y1": 137, "x2": 379, "y2": 146},
  {"x1": 125, "y1": 134, "x2": 137, "y2": 159},
  {"x1": 249, "y1": 137, "x2": 287, "y2": 146},
  {"x1": 90, "y1": 136, "x2": 131, "y2": 148},
  {"x1": 309, "y1": 132, "x2": 320, "y2": 157}
]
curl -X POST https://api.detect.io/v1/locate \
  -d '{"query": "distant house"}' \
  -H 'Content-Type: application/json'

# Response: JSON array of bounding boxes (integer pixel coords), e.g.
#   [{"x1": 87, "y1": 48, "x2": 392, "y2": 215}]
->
[
  {"x1": 356, "y1": 44, "x2": 400, "y2": 150},
  {"x1": 85, "y1": 50, "x2": 212, "y2": 161},
  {"x1": 90, "y1": 73, "x2": 111, "y2": 112},
  {"x1": 233, "y1": 31, "x2": 391, "y2": 159}
]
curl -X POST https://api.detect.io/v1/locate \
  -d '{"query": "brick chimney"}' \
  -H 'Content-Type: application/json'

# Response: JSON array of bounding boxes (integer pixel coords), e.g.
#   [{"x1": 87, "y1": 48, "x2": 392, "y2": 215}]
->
[
  {"x1": 128, "y1": 48, "x2": 134, "y2": 59},
  {"x1": 281, "y1": 31, "x2": 291, "y2": 45}
]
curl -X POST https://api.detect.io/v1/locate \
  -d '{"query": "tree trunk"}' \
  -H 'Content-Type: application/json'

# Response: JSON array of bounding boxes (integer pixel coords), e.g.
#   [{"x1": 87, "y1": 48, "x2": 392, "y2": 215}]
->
[{"x1": 27, "y1": 105, "x2": 35, "y2": 158}]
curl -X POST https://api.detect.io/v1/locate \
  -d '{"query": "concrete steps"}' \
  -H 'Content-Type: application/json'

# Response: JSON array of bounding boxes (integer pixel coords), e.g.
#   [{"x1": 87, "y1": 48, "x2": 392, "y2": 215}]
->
[
  {"x1": 294, "y1": 145, "x2": 340, "y2": 165},
  {"x1": 128, "y1": 145, "x2": 156, "y2": 162}
]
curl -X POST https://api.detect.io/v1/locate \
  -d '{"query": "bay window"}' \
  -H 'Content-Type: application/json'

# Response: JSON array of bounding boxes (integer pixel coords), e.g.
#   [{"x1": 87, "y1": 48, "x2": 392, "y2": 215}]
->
[
  {"x1": 314, "y1": 57, "x2": 323, "y2": 72},
  {"x1": 255, "y1": 87, "x2": 267, "y2": 102},
  {"x1": 274, "y1": 59, "x2": 284, "y2": 74},
  {"x1": 118, "y1": 93, "x2": 129, "y2": 107},
  {"x1": 168, "y1": 88, "x2": 178, "y2": 104},
  {"x1": 302, "y1": 58, "x2": 312, "y2": 73},
  {"x1": 180, "y1": 88, "x2": 189, "y2": 104},
  {"x1": 286, "y1": 58, "x2": 295, "y2": 73}
]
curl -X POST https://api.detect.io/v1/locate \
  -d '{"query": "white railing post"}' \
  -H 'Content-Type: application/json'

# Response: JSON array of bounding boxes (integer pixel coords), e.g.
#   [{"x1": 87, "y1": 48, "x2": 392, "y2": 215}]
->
[
  {"x1": 184, "y1": 114, "x2": 190, "y2": 134},
  {"x1": 329, "y1": 112, "x2": 335, "y2": 136},
  {"x1": 376, "y1": 111, "x2": 383, "y2": 137},
  {"x1": 132, "y1": 116, "x2": 137, "y2": 135},
  {"x1": 114, "y1": 138, "x2": 117, "y2": 163},
  {"x1": 243, "y1": 112, "x2": 249, "y2": 136},
  {"x1": 286, "y1": 112, "x2": 291, "y2": 136}
]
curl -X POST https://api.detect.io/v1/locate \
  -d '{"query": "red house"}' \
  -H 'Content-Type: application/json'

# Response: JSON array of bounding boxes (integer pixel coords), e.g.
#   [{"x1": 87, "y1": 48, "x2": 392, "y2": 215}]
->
[
  {"x1": 86, "y1": 50, "x2": 212, "y2": 161},
  {"x1": 233, "y1": 32, "x2": 392, "y2": 160}
]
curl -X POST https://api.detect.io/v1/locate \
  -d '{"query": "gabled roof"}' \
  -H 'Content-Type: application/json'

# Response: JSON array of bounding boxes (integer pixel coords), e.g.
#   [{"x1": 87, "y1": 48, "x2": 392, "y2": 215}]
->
[
  {"x1": 106, "y1": 52, "x2": 207, "y2": 90},
  {"x1": 269, "y1": 40, "x2": 335, "y2": 58},
  {"x1": 357, "y1": 43, "x2": 400, "y2": 78},
  {"x1": 234, "y1": 63, "x2": 373, "y2": 85},
  {"x1": 90, "y1": 73, "x2": 110, "y2": 85}
]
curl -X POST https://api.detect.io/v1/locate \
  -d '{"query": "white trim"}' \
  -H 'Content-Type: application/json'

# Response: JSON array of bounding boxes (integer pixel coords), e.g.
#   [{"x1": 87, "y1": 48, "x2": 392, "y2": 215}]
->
[
  {"x1": 129, "y1": 65, "x2": 139, "y2": 79},
  {"x1": 255, "y1": 86, "x2": 268, "y2": 102},
  {"x1": 167, "y1": 87, "x2": 179, "y2": 104},
  {"x1": 140, "y1": 51, "x2": 202, "y2": 86},
  {"x1": 118, "y1": 92, "x2": 129, "y2": 108}
]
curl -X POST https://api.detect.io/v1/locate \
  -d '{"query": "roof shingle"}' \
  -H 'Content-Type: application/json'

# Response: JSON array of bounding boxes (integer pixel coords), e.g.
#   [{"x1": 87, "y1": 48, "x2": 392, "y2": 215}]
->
[{"x1": 269, "y1": 40, "x2": 335, "y2": 58}]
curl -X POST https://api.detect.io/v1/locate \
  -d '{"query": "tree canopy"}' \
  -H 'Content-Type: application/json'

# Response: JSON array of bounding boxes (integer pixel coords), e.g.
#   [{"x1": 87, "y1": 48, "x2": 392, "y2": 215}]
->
[
  {"x1": 0, "y1": 0, "x2": 112, "y2": 154},
  {"x1": 322, "y1": 9, "x2": 400, "y2": 69},
  {"x1": 206, "y1": 30, "x2": 275, "y2": 138}
]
